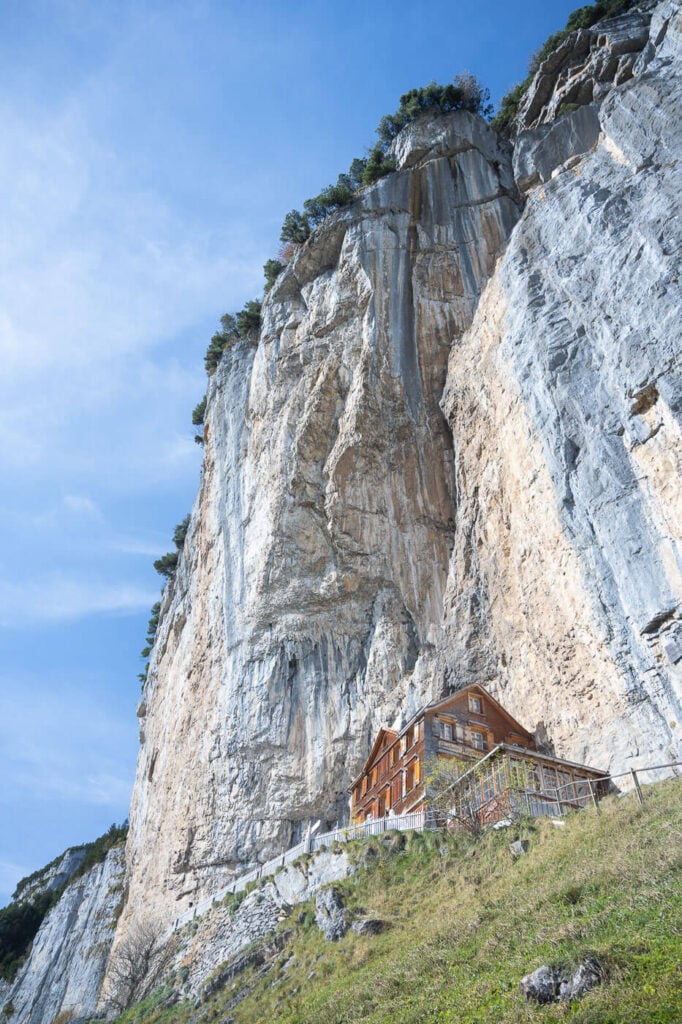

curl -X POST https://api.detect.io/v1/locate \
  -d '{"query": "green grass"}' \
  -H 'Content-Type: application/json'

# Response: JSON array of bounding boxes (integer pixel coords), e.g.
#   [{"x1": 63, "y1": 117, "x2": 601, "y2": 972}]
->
[{"x1": 116, "y1": 778, "x2": 682, "y2": 1024}]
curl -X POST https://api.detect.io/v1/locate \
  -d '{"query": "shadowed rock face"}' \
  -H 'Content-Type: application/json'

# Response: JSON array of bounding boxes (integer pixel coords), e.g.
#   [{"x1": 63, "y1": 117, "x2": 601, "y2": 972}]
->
[
  {"x1": 116, "y1": 0, "x2": 680, "y2": 969},
  {"x1": 0, "y1": 848, "x2": 125, "y2": 1024}
]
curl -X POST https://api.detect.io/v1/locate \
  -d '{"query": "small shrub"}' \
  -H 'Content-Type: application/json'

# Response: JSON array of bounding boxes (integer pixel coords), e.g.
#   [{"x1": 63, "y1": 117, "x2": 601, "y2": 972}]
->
[
  {"x1": 204, "y1": 312, "x2": 239, "y2": 375},
  {"x1": 152, "y1": 514, "x2": 190, "y2": 583},
  {"x1": 139, "y1": 601, "x2": 161, "y2": 686},
  {"x1": 361, "y1": 145, "x2": 397, "y2": 186},
  {"x1": 224, "y1": 889, "x2": 246, "y2": 915},
  {"x1": 191, "y1": 395, "x2": 207, "y2": 427},
  {"x1": 152, "y1": 551, "x2": 178, "y2": 579},
  {"x1": 204, "y1": 303, "x2": 261, "y2": 375},
  {"x1": 172, "y1": 514, "x2": 190, "y2": 551},
  {"x1": 235, "y1": 299, "x2": 262, "y2": 337},
  {"x1": 263, "y1": 258, "x2": 285, "y2": 291},
  {"x1": 280, "y1": 209, "x2": 311, "y2": 245}
]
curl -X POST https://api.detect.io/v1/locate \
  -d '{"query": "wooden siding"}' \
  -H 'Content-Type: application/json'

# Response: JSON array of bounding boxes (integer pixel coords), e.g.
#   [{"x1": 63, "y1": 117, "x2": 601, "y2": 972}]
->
[{"x1": 351, "y1": 685, "x2": 538, "y2": 822}]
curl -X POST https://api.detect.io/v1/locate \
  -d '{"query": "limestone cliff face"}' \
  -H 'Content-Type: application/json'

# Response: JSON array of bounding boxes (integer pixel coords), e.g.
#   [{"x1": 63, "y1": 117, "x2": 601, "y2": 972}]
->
[
  {"x1": 121, "y1": 0, "x2": 681, "y2": 951},
  {"x1": 127, "y1": 110, "x2": 520, "y2": 932},
  {"x1": 0, "y1": 848, "x2": 124, "y2": 1024}
]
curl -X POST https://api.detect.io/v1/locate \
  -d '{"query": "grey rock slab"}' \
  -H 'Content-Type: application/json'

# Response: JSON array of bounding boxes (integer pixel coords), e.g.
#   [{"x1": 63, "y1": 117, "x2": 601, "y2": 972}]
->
[
  {"x1": 514, "y1": 105, "x2": 600, "y2": 191},
  {"x1": 351, "y1": 918, "x2": 386, "y2": 936},
  {"x1": 517, "y1": 4, "x2": 655, "y2": 130},
  {"x1": 12, "y1": 847, "x2": 88, "y2": 904},
  {"x1": 520, "y1": 965, "x2": 561, "y2": 1004},
  {"x1": 314, "y1": 887, "x2": 348, "y2": 942},
  {"x1": 441, "y1": 2, "x2": 682, "y2": 774},
  {"x1": 559, "y1": 960, "x2": 602, "y2": 1001}
]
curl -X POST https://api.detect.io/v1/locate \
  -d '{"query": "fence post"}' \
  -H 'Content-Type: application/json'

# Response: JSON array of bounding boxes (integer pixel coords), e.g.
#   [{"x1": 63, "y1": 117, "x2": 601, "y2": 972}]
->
[
  {"x1": 631, "y1": 769, "x2": 644, "y2": 806},
  {"x1": 587, "y1": 779, "x2": 599, "y2": 811}
]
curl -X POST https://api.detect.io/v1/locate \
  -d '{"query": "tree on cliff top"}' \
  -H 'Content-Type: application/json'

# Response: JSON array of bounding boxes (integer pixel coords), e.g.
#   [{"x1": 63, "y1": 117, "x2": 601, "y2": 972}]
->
[{"x1": 279, "y1": 72, "x2": 491, "y2": 244}]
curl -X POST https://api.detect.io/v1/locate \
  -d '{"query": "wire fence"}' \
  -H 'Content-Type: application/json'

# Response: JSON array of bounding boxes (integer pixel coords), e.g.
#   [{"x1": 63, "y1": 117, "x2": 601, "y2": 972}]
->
[{"x1": 548, "y1": 758, "x2": 682, "y2": 817}]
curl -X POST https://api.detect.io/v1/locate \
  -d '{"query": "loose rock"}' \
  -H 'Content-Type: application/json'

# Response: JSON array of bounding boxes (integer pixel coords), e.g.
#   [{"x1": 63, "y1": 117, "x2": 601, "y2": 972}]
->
[
  {"x1": 351, "y1": 919, "x2": 386, "y2": 936},
  {"x1": 314, "y1": 887, "x2": 349, "y2": 942}
]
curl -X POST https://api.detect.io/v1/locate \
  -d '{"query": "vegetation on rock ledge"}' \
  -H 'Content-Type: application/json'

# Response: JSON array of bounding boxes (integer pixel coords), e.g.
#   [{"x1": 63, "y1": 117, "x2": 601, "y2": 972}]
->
[
  {"x1": 204, "y1": 302, "x2": 262, "y2": 376},
  {"x1": 491, "y1": 0, "x2": 639, "y2": 133},
  {"x1": 278, "y1": 73, "x2": 492, "y2": 248}
]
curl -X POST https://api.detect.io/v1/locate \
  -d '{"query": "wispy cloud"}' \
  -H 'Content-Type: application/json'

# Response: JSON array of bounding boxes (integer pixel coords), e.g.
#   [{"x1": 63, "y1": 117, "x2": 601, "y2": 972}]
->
[
  {"x1": 0, "y1": 574, "x2": 157, "y2": 627},
  {"x1": 0, "y1": 92, "x2": 260, "y2": 491},
  {"x1": 0, "y1": 683, "x2": 135, "y2": 808},
  {"x1": 30, "y1": 494, "x2": 105, "y2": 529}
]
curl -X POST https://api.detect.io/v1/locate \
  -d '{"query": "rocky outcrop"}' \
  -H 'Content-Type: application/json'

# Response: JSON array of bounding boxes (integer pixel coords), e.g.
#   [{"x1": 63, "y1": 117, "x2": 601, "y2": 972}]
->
[
  {"x1": 516, "y1": 2, "x2": 656, "y2": 130},
  {"x1": 0, "y1": 847, "x2": 124, "y2": 1024},
  {"x1": 314, "y1": 887, "x2": 349, "y2": 942},
  {"x1": 110, "y1": 0, "x2": 680, "y2": 993},
  {"x1": 521, "y1": 957, "x2": 603, "y2": 1003},
  {"x1": 11, "y1": 848, "x2": 88, "y2": 906},
  {"x1": 164, "y1": 849, "x2": 352, "y2": 1001}
]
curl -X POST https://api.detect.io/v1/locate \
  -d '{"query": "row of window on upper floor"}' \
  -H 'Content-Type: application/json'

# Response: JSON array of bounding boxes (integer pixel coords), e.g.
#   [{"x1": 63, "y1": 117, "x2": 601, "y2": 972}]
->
[
  {"x1": 356, "y1": 695, "x2": 487, "y2": 800},
  {"x1": 435, "y1": 719, "x2": 485, "y2": 750}
]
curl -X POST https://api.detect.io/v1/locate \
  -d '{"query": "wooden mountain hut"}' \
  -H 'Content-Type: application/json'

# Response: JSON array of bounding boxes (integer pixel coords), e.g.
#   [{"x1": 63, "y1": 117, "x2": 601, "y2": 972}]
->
[{"x1": 350, "y1": 684, "x2": 606, "y2": 829}]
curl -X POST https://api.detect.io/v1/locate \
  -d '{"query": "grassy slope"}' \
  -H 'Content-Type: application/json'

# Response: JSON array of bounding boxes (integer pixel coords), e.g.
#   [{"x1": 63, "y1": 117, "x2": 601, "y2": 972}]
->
[{"x1": 117, "y1": 779, "x2": 682, "y2": 1024}]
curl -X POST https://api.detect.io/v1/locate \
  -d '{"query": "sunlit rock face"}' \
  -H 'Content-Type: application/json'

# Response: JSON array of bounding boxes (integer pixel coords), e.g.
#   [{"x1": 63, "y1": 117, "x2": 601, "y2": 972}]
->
[
  {"x1": 117, "y1": 0, "x2": 680, "y2": 961},
  {"x1": 439, "y1": 0, "x2": 682, "y2": 767}
]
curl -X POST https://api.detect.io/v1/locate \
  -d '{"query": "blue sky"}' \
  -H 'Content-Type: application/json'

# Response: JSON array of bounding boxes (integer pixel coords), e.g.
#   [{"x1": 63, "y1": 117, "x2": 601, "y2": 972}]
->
[{"x1": 0, "y1": 0, "x2": 580, "y2": 906}]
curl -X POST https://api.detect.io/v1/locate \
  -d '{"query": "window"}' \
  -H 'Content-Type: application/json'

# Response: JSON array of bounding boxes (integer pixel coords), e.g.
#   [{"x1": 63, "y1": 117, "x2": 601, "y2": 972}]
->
[
  {"x1": 442, "y1": 722, "x2": 453, "y2": 741},
  {"x1": 471, "y1": 730, "x2": 484, "y2": 750},
  {"x1": 468, "y1": 695, "x2": 482, "y2": 714}
]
